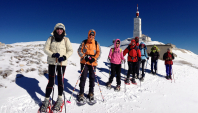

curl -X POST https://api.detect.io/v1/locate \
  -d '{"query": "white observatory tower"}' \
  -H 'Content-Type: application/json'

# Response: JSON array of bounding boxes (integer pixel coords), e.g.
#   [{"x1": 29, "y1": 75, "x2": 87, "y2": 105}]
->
[{"x1": 133, "y1": 4, "x2": 142, "y2": 38}]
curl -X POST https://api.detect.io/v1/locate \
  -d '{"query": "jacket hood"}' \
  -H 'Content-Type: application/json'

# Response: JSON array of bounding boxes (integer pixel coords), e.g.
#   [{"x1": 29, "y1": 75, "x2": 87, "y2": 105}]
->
[
  {"x1": 87, "y1": 29, "x2": 96, "y2": 42},
  {"x1": 51, "y1": 23, "x2": 66, "y2": 36},
  {"x1": 114, "y1": 39, "x2": 120, "y2": 48},
  {"x1": 139, "y1": 42, "x2": 147, "y2": 50}
]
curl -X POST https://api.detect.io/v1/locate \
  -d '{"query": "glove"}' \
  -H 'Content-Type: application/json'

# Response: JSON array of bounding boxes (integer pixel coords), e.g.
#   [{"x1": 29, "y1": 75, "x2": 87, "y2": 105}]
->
[
  {"x1": 84, "y1": 55, "x2": 90, "y2": 62},
  {"x1": 147, "y1": 57, "x2": 149, "y2": 60},
  {"x1": 58, "y1": 55, "x2": 66, "y2": 63},
  {"x1": 166, "y1": 58, "x2": 169, "y2": 60},
  {"x1": 107, "y1": 57, "x2": 111, "y2": 62},
  {"x1": 122, "y1": 59, "x2": 126, "y2": 63},
  {"x1": 89, "y1": 58, "x2": 95, "y2": 63},
  {"x1": 52, "y1": 53, "x2": 60, "y2": 58},
  {"x1": 169, "y1": 58, "x2": 172, "y2": 60}
]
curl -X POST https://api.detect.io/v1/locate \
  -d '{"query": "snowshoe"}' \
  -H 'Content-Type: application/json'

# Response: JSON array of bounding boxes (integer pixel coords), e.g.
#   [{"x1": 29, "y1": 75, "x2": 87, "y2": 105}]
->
[
  {"x1": 124, "y1": 78, "x2": 130, "y2": 85},
  {"x1": 51, "y1": 98, "x2": 64, "y2": 113},
  {"x1": 114, "y1": 85, "x2": 121, "y2": 92},
  {"x1": 76, "y1": 93, "x2": 86, "y2": 106},
  {"x1": 87, "y1": 93, "x2": 97, "y2": 105},
  {"x1": 106, "y1": 82, "x2": 112, "y2": 89},
  {"x1": 131, "y1": 78, "x2": 137, "y2": 85},
  {"x1": 38, "y1": 99, "x2": 51, "y2": 113}
]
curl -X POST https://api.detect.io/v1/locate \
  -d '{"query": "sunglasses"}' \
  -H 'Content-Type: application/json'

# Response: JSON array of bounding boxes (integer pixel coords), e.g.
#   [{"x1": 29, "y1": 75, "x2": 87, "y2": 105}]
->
[
  {"x1": 116, "y1": 43, "x2": 120, "y2": 44},
  {"x1": 89, "y1": 34, "x2": 94, "y2": 36},
  {"x1": 56, "y1": 28, "x2": 63, "y2": 30}
]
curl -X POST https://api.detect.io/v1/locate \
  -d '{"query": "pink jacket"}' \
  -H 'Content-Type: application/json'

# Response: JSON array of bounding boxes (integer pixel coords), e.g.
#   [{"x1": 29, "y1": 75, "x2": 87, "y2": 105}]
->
[{"x1": 108, "y1": 39, "x2": 125, "y2": 64}]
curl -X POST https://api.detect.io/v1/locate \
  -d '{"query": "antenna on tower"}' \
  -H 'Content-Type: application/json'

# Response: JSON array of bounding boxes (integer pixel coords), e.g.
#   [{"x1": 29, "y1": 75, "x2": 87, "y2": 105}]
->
[{"x1": 136, "y1": 4, "x2": 139, "y2": 17}]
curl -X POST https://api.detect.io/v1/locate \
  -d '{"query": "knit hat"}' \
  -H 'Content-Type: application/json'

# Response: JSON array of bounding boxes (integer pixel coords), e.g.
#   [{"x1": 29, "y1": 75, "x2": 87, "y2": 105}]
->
[{"x1": 51, "y1": 23, "x2": 66, "y2": 36}]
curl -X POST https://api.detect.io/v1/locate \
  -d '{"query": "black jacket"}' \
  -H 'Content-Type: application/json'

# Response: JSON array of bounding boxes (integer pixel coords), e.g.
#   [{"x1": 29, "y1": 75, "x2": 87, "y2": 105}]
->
[{"x1": 149, "y1": 51, "x2": 160, "y2": 61}]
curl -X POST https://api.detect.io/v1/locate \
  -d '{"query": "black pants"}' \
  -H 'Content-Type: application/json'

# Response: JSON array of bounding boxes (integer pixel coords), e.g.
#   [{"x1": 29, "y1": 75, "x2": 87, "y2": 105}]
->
[
  {"x1": 79, "y1": 63, "x2": 96, "y2": 94},
  {"x1": 140, "y1": 60, "x2": 146, "y2": 77},
  {"x1": 135, "y1": 60, "x2": 141, "y2": 76},
  {"x1": 45, "y1": 65, "x2": 66, "y2": 98},
  {"x1": 127, "y1": 62, "x2": 137, "y2": 79},
  {"x1": 108, "y1": 63, "x2": 121, "y2": 86}
]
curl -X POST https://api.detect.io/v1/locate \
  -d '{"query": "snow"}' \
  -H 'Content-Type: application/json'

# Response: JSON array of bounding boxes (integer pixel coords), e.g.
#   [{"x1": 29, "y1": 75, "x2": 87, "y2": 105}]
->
[{"x1": 0, "y1": 40, "x2": 198, "y2": 113}]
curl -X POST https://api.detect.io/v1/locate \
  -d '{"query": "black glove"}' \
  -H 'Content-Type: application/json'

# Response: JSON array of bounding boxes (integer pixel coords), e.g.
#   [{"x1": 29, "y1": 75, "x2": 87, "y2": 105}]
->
[
  {"x1": 52, "y1": 53, "x2": 60, "y2": 58},
  {"x1": 89, "y1": 58, "x2": 95, "y2": 63},
  {"x1": 84, "y1": 55, "x2": 90, "y2": 62},
  {"x1": 58, "y1": 55, "x2": 66, "y2": 63}
]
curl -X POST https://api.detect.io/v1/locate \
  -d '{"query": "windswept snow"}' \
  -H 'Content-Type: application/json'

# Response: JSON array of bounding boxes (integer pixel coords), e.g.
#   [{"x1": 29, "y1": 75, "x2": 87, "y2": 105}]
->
[{"x1": 0, "y1": 41, "x2": 198, "y2": 113}]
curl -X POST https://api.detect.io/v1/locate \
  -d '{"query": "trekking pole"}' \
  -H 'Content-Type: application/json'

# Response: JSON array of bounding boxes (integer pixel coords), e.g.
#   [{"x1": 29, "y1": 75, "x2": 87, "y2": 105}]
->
[
  {"x1": 52, "y1": 58, "x2": 58, "y2": 105},
  {"x1": 124, "y1": 61, "x2": 127, "y2": 93},
  {"x1": 67, "y1": 62, "x2": 87, "y2": 103},
  {"x1": 60, "y1": 62, "x2": 66, "y2": 113},
  {"x1": 172, "y1": 66, "x2": 175, "y2": 83},
  {"x1": 92, "y1": 64, "x2": 105, "y2": 102}
]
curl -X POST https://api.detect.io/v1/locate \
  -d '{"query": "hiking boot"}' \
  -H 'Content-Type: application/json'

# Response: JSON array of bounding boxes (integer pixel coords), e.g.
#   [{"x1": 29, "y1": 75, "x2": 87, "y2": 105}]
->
[
  {"x1": 169, "y1": 75, "x2": 172, "y2": 80},
  {"x1": 140, "y1": 77, "x2": 144, "y2": 82},
  {"x1": 52, "y1": 97, "x2": 64, "y2": 111},
  {"x1": 114, "y1": 85, "x2": 121, "y2": 92},
  {"x1": 131, "y1": 78, "x2": 137, "y2": 85},
  {"x1": 106, "y1": 82, "x2": 111, "y2": 89},
  {"x1": 125, "y1": 78, "x2": 130, "y2": 84},
  {"x1": 87, "y1": 93, "x2": 94, "y2": 101},
  {"x1": 166, "y1": 75, "x2": 169, "y2": 80},
  {"x1": 40, "y1": 98, "x2": 50, "y2": 112},
  {"x1": 77, "y1": 93, "x2": 85, "y2": 102}
]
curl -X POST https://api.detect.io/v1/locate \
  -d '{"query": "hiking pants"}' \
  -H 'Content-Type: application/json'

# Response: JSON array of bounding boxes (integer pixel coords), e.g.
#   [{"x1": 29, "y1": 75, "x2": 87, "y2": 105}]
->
[
  {"x1": 45, "y1": 65, "x2": 66, "y2": 98},
  {"x1": 108, "y1": 63, "x2": 121, "y2": 85},
  {"x1": 79, "y1": 63, "x2": 96, "y2": 94}
]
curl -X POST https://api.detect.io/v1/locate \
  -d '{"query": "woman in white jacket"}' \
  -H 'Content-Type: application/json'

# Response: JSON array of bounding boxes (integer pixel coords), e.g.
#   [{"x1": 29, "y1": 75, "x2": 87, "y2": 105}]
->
[{"x1": 40, "y1": 23, "x2": 73, "y2": 113}]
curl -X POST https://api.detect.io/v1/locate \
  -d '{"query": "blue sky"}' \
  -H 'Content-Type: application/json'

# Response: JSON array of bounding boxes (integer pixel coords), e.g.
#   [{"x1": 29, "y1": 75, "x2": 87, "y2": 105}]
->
[{"x1": 0, "y1": 0, "x2": 198, "y2": 54}]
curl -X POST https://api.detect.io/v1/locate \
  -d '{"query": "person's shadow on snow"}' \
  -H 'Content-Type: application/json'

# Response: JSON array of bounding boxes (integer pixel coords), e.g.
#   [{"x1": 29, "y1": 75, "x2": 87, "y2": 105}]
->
[
  {"x1": 15, "y1": 74, "x2": 45, "y2": 105},
  {"x1": 44, "y1": 73, "x2": 79, "y2": 101}
]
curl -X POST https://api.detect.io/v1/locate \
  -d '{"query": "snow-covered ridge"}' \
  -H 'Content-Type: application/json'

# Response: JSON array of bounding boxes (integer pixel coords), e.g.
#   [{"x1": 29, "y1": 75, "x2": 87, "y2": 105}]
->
[{"x1": 0, "y1": 41, "x2": 198, "y2": 113}]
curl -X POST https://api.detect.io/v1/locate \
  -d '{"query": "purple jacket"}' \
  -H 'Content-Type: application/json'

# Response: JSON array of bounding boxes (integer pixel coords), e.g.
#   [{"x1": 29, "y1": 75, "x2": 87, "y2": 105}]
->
[{"x1": 108, "y1": 39, "x2": 125, "y2": 64}]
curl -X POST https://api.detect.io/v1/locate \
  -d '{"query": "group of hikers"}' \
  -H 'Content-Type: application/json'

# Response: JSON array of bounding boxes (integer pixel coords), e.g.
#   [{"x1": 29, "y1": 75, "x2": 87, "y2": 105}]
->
[{"x1": 39, "y1": 23, "x2": 175, "y2": 113}]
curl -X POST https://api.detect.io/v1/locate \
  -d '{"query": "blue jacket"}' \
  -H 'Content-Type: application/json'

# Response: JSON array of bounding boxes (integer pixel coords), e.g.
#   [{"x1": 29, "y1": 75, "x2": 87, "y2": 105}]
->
[{"x1": 139, "y1": 42, "x2": 148, "y2": 60}]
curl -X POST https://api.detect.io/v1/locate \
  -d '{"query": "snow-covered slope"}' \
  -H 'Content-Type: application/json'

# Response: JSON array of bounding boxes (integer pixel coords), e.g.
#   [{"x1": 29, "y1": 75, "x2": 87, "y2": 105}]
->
[{"x1": 0, "y1": 41, "x2": 198, "y2": 113}]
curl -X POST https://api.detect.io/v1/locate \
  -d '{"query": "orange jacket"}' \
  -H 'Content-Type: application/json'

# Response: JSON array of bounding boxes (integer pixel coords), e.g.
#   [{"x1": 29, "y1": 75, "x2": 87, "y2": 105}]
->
[{"x1": 77, "y1": 30, "x2": 101, "y2": 66}]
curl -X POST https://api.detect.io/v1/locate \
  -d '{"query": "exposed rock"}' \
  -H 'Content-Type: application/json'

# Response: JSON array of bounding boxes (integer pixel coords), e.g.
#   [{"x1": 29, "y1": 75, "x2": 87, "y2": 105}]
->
[
  {"x1": 19, "y1": 64, "x2": 25, "y2": 67},
  {"x1": 70, "y1": 62, "x2": 77, "y2": 66},
  {"x1": 0, "y1": 70, "x2": 12, "y2": 78},
  {"x1": 30, "y1": 68, "x2": 36, "y2": 71},
  {"x1": 4, "y1": 51, "x2": 13, "y2": 53},
  {"x1": 21, "y1": 68, "x2": 24, "y2": 72}
]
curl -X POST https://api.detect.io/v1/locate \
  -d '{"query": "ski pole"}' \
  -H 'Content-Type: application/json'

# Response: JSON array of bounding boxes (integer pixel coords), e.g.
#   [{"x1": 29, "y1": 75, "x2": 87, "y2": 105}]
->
[
  {"x1": 92, "y1": 64, "x2": 105, "y2": 102},
  {"x1": 60, "y1": 62, "x2": 66, "y2": 113},
  {"x1": 67, "y1": 62, "x2": 87, "y2": 103},
  {"x1": 52, "y1": 58, "x2": 58, "y2": 105}
]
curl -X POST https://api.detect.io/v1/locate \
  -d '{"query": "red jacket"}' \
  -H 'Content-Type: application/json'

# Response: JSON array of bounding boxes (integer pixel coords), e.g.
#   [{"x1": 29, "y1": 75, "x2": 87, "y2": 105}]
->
[
  {"x1": 163, "y1": 52, "x2": 174, "y2": 65},
  {"x1": 123, "y1": 44, "x2": 141, "y2": 62}
]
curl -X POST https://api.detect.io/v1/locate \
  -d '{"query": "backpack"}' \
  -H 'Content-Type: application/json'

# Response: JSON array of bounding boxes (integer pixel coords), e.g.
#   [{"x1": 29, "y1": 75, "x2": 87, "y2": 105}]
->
[
  {"x1": 50, "y1": 36, "x2": 67, "y2": 47},
  {"x1": 111, "y1": 48, "x2": 122, "y2": 53}
]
